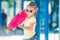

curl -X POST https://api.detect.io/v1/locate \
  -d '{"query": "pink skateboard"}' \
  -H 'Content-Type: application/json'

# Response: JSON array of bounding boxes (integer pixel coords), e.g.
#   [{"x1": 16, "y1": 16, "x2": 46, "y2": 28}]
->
[{"x1": 8, "y1": 10, "x2": 27, "y2": 30}]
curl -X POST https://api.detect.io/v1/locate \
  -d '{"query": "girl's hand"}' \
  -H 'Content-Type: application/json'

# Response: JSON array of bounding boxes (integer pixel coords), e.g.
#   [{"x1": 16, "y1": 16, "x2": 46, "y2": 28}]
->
[
  {"x1": 12, "y1": 27, "x2": 16, "y2": 31},
  {"x1": 18, "y1": 25, "x2": 24, "y2": 29}
]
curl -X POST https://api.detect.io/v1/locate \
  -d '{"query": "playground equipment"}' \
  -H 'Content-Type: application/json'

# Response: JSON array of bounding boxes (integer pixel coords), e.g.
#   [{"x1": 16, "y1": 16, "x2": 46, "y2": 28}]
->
[{"x1": 0, "y1": 0, "x2": 59, "y2": 40}]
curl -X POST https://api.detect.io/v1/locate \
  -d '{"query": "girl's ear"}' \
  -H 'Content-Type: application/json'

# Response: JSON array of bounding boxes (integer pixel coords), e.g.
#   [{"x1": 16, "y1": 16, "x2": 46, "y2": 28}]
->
[
  {"x1": 34, "y1": 8, "x2": 38, "y2": 12},
  {"x1": 32, "y1": 8, "x2": 38, "y2": 14}
]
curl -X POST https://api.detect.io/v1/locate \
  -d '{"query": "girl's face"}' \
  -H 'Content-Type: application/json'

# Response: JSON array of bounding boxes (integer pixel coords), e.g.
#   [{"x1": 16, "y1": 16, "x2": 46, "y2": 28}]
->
[{"x1": 25, "y1": 6, "x2": 37, "y2": 18}]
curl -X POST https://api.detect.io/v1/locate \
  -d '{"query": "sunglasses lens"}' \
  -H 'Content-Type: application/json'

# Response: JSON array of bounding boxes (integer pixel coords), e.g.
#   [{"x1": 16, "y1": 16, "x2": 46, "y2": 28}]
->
[
  {"x1": 26, "y1": 9, "x2": 33, "y2": 13},
  {"x1": 30, "y1": 10, "x2": 32, "y2": 13}
]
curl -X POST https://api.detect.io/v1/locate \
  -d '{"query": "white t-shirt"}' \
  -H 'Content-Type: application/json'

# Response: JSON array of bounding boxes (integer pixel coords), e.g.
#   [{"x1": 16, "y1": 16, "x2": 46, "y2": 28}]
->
[{"x1": 24, "y1": 16, "x2": 36, "y2": 39}]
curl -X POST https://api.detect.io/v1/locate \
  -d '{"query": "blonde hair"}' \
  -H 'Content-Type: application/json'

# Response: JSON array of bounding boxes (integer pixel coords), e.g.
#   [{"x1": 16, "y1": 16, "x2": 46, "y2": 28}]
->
[
  {"x1": 28, "y1": 2, "x2": 37, "y2": 9},
  {"x1": 28, "y1": 2, "x2": 37, "y2": 17}
]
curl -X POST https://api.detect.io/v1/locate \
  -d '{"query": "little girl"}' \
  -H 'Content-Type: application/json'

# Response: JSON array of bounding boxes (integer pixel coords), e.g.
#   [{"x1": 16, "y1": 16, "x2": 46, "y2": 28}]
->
[{"x1": 18, "y1": 2, "x2": 38, "y2": 40}]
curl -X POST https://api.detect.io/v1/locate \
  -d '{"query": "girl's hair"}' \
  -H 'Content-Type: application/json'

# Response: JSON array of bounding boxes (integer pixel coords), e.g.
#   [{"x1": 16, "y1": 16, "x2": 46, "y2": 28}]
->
[
  {"x1": 28, "y1": 2, "x2": 37, "y2": 17},
  {"x1": 28, "y1": 2, "x2": 37, "y2": 9}
]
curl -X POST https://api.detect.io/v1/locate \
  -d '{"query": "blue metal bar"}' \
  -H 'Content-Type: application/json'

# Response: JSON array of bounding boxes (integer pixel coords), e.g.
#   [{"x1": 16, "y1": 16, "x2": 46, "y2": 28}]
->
[
  {"x1": 35, "y1": 0, "x2": 40, "y2": 40},
  {"x1": 21, "y1": 0, "x2": 24, "y2": 10},
  {"x1": 44, "y1": 0, "x2": 49, "y2": 40},
  {"x1": 0, "y1": 0, "x2": 2, "y2": 30},
  {"x1": 59, "y1": 0, "x2": 60, "y2": 39},
  {"x1": 14, "y1": 0, "x2": 16, "y2": 16},
  {"x1": 14, "y1": 0, "x2": 16, "y2": 34}
]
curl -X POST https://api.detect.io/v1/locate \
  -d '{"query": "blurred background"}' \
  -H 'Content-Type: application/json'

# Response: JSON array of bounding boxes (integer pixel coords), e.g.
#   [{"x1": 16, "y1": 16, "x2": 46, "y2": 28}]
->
[{"x1": 0, "y1": 0, "x2": 59, "y2": 40}]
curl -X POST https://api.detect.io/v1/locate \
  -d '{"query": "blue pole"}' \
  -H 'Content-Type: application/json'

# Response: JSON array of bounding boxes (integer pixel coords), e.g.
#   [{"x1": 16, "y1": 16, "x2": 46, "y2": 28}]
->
[
  {"x1": 59, "y1": 0, "x2": 60, "y2": 39},
  {"x1": 21, "y1": 0, "x2": 24, "y2": 10},
  {"x1": 21, "y1": 0, "x2": 24, "y2": 36},
  {"x1": 14, "y1": 0, "x2": 16, "y2": 16},
  {"x1": 44, "y1": 0, "x2": 49, "y2": 40},
  {"x1": 14, "y1": 0, "x2": 16, "y2": 34},
  {"x1": 35, "y1": 0, "x2": 40, "y2": 40},
  {"x1": 0, "y1": 0, "x2": 2, "y2": 30}
]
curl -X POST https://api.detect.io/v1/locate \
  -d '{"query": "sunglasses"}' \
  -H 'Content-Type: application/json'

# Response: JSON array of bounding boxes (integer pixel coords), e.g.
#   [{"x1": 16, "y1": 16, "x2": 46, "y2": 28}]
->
[{"x1": 26, "y1": 9, "x2": 33, "y2": 13}]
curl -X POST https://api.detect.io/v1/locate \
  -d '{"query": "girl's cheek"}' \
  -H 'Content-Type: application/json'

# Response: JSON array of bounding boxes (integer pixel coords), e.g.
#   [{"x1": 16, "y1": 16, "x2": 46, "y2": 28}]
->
[{"x1": 31, "y1": 13, "x2": 33, "y2": 15}]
